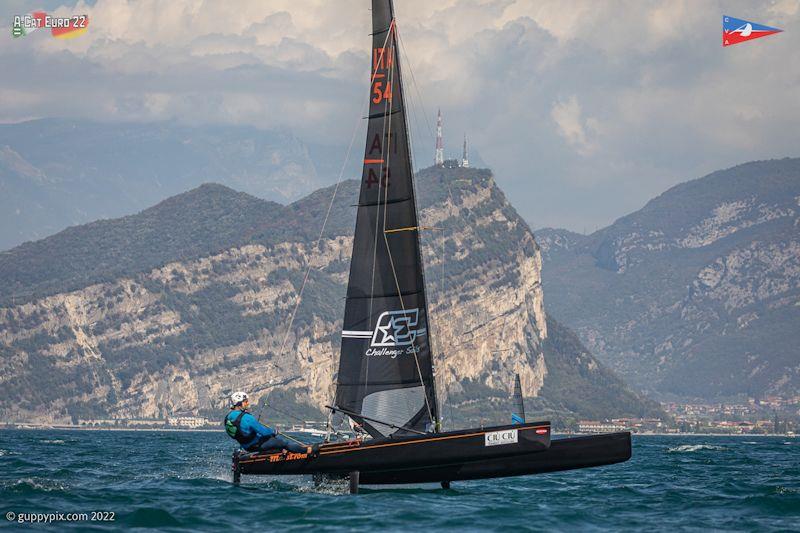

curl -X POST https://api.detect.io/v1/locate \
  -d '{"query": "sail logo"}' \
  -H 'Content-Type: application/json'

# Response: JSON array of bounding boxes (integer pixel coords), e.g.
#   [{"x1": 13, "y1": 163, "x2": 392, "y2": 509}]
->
[
  {"x1": 371, "y1": 309, "x2": 425, "y2": 347},
  {"x1": 341, "y1": 308, "x2": 427, "y2": 356},
  {"x1": 723, "y1": 16, "x2": 782, "y2": 47}
]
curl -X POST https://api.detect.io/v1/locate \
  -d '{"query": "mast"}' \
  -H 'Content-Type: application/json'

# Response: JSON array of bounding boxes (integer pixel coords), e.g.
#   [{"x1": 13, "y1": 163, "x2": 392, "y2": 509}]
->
[{"x1": 334, "y1": 0, "x2": 439, "y2": 438}]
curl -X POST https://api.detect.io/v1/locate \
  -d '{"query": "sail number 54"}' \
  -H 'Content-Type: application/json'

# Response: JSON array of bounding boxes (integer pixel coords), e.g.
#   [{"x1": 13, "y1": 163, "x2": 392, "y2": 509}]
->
[{"x1": 372, "y1": 81, "x2": 392, "y2": 104}]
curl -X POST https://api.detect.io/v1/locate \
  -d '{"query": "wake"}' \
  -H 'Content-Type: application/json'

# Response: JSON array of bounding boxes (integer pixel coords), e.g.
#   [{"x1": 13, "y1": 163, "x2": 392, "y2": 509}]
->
[{"x1": 667, "y1": 444, "x2": 726, "y2": 453}]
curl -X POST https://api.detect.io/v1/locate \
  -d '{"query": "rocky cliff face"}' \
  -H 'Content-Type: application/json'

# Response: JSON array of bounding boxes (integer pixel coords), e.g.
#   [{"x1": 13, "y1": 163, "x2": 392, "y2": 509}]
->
[
  {"x1": 0, "y1": 167, "x2": 659, "y2": 426},
  {"x1": 538, "y1": 158, "x2": 800, "y2": 400}
]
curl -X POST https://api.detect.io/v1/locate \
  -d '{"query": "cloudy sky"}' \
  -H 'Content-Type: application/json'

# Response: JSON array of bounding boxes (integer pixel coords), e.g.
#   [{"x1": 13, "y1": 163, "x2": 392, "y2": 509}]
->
[{"x1": 2, "y1": 0, "x2": 799, "y2": 231}]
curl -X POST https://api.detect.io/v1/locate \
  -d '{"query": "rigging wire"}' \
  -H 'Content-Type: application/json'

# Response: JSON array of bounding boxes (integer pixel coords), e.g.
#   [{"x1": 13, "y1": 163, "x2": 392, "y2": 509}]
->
[
  {"x1": 258, "y1": 403, "x2": 313, "y2": 447},
  {"x1": 395, "y1": 24, "x2": 448, "y2": 427},
  {"x1": 395, "y1": 43, "x2": 430, "y2": 166},
  {"x1": 274, "y1": 130, "x2": 356, "y2": 368},
  {"x1": 363, "y1": 22, "x2": 396, "y2": 413},
  {"x1": 328, "y1": 20, "x2": 454, "y2": 435},
  {"x1": 395, "y1": 27, "x2": 436, "y2": 144},
  {"x1": 269, "y1": 31, "x2": 393, "y2": 431},
  {"x1": 263, "y1": 401, "x2": 308, "y2": 425},
  {"x1": 436, "y1": 182, "x2": 543, "y2": 419},
  {"x1": 378, "y1": 21, "x2": 436, "y2": 427},
  {"x1": 435, "y1": 226, "x2": 448, "y2": 424},
  {"x1": 326, "y1": 25, "x2": 396, "y2": 439}
]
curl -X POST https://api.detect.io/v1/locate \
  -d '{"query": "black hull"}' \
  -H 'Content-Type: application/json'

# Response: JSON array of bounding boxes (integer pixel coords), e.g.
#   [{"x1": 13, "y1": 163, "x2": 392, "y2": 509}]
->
[
  {"x1": 236, "y1": 421, "x2": 551, "y2": 476},
  {"x1": 360, "y1": 431, "x2": 631, "y2": 485},
  {"x1": 234, "y1": 423, "x2": 631, "y2": 486}
]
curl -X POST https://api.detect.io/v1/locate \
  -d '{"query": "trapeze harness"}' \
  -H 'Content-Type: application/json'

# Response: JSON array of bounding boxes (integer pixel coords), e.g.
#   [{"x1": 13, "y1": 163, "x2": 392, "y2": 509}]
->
[{"x1": 224, "y1": 410, "x2": 254, "y2": 447}]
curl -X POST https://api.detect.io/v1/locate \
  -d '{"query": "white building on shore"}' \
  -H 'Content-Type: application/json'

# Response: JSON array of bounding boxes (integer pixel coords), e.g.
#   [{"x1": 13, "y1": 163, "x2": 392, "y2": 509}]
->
[{"x1": 167, "y1": 415, "x2": 210, "y2": 429}]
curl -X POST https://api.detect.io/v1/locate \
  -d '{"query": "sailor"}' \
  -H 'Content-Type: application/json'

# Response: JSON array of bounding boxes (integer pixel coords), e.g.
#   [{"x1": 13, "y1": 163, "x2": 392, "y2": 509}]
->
[{"x1": 224, "y1": 391, "x2": 313, "y2": 455}]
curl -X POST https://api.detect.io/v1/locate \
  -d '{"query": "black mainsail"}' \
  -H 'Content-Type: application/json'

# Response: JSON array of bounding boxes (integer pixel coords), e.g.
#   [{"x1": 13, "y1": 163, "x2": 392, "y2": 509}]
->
[{"x1": 334, "y1": 0, "x2": 438, "y2": 438}]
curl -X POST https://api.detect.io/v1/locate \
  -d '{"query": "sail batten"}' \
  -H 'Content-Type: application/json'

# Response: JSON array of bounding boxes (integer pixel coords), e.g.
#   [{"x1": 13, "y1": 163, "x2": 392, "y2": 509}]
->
[
  {"x1": 334, "y1": 0, "x2": 438, "y2": 438},
  {"x1": 345, "y1": 289, "x2": 424, "y2": 301},
  {"x1": 356, "y1": 196, "x2": 412, "y2": 208},
  {"x1": 365, "y1": 109, "x2": 404, "y2": 120}
]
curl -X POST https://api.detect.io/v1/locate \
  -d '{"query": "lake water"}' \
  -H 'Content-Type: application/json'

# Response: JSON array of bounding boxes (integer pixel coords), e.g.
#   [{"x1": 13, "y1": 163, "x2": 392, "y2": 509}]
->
[{"x1": 1, "y1": 430, "x2": 798, "y2": 531}]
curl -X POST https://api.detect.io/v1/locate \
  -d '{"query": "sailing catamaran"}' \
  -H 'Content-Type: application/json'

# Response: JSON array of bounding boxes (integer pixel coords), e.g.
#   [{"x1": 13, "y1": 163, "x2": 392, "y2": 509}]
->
[{"x1": 232, "y1": 0, "x2": 631, "y2": 492}]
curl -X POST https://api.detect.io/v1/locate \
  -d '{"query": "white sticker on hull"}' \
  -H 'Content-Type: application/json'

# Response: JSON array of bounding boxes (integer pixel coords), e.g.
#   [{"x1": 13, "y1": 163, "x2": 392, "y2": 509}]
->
[{"x1": 484, "y1": 429, "x2": 518, "y2": 446}]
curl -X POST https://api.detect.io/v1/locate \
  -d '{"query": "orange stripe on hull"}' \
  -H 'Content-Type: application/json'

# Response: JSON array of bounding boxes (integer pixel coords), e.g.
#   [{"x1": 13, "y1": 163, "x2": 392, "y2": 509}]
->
[
  {"x1": 238, "y1": 425, "x2": 550, "y2": 464},
  {"x1": 364, "y1": 159, "x2": 384, "y2": 164},
  {"x1": 318, "y1": 425, "x2": 548, "y2": 456}
]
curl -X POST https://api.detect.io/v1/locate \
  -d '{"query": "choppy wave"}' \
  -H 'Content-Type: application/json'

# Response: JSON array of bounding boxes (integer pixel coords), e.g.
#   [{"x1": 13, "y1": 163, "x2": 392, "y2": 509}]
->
[
  {"x1": 40, "y1": 439, "x2": 66, "y2": 444},
  {"x1": 3, "y1": 477, "x2": 69, "y2": 493},
  {"x1": 667, "y1": 444, "x2": 727, "y2": 453},
  {"x1": 296, "y1": 478, "x2": 348, "y2": 496},
  {"x1": 1, "y1": 430, "x2": 798, "y2": 531}
]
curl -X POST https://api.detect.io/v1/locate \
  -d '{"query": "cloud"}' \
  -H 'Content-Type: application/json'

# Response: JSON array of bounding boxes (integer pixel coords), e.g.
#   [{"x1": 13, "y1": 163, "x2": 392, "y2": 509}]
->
[
  {"x1": 551, "y1": 96, "x2": 596, "y2": 155},
  {"x1": 1, "y1": 0, "x2": 798, "y2": 231}
]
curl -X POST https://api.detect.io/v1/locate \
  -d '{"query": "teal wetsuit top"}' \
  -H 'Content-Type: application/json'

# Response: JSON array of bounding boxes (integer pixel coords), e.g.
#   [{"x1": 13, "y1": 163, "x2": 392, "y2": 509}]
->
[{"x1": 226, "y1": 409, "x2": 276, "y2": 449}]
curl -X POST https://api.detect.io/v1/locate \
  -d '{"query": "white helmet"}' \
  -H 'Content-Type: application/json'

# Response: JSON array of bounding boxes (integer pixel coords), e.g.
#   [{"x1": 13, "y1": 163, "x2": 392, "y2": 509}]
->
[{"x1": 230, "y1": 391, "x2": 248, "y2": 407}]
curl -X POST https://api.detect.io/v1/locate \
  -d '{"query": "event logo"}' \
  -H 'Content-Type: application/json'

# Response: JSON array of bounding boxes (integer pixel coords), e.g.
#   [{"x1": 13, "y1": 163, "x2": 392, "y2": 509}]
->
[
  {"x1": 371, "y1": 308, "x2": 425, "y2": 347},
  {"x1": 723, "y1": 15, "x2": 782, "y2": 47},
  {"x1": 12, "y1": 11, "x2": 89, "y2": 39},
  {"x1": 341, "y1": 308, "x2": 427, "y2": 357}
]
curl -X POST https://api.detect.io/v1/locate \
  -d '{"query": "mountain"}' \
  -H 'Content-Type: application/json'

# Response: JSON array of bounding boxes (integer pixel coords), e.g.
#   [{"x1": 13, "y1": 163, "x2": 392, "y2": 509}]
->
[
  {"x1": 538, "y1": 158, "x2": 800, "y2": 401},
  {"x1": 0, "y1": 119, "x2": 351, "y2": 251},
  {"x1": 0, "y1": 166, "x2": 661, "y2": 427}
]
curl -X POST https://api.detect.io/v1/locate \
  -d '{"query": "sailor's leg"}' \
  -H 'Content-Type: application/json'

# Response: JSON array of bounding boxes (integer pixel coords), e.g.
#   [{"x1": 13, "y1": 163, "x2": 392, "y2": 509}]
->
[
  {"x1": 273, "y1": 434, "x2": 308, "y2": 453},
  {"x1": 256, "y1": 435, "x2": 307, "y2": 454}
]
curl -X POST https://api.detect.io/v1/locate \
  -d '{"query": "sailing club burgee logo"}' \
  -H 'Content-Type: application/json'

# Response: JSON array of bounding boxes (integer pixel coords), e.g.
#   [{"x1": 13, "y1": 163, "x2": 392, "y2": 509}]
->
[
  {"x1": 342, "y1": 308, "x2": 427, "y2": 354},
  {"x1": 723, "y1": 16, "x2": 782, "y2": 47}
]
